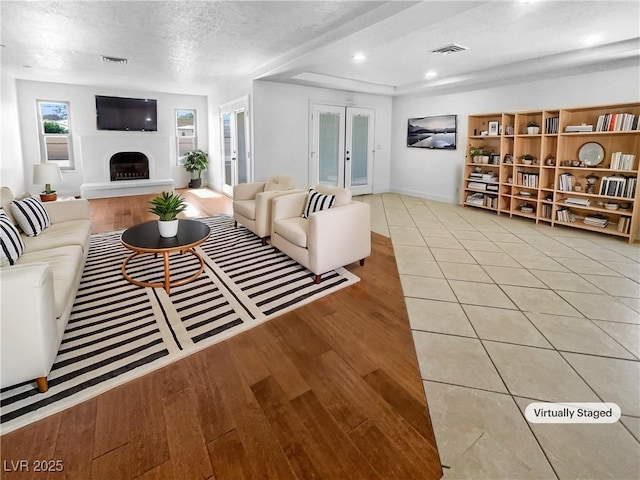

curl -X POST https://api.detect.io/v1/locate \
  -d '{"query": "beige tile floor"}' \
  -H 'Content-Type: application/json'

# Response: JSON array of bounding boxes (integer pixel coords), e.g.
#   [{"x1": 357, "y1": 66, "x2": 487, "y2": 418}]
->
[{"x1": 360, "y1": 193, "x2": 640, "y2": 480}]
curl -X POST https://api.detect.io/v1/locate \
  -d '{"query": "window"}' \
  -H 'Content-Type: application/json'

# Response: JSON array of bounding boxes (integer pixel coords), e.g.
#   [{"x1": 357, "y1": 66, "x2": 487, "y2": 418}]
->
[
  {"x1": 176, "y1": 109, "x2": 197, "y2": 163},
  {"x1": 38, "y1": 101, "x2": 73, "y2": 170}
]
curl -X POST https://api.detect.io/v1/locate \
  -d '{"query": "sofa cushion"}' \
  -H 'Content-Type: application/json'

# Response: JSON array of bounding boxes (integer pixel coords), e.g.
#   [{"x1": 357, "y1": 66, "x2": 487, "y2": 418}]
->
[
  {"x1": 274, "y1": 217, "x2": 308, "y2": 248},
  {"x1": 234, "y1": 200, "x2": 256, "y2": 221},
  {"x1": 0, "y1": 187, "x2": 17, "y2": 225},
  {"x1": 314, "y1": 184, "x2": 352, "y2": 207},
  {"x1": 0, "y1": 208, "x2": 25, "y2": 266},
  {"x1": 265, "y1": 175, "x2": 294, "y2": 192},
  {"x1": 302, "y1": 189, "x2": 335, "y2": 219},
  {"x1": 22, "y1": 219, "x2": 91, "y2": 253},
  {"x1": 11, "y1": 197, "x2": 51, "y2": 236},
  {"x1": 17, "y1": 245, "x2": 84, "y2": 318}
]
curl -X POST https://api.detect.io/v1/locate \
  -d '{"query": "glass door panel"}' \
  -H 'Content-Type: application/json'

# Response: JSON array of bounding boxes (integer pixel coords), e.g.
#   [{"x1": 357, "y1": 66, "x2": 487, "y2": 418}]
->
[
  {"x1": 236, "y1": 110, "x2": 248, "y2": 184},
  {"x1": 222, "y1": 112, "x2": 233, "y2": 191},
  {"x1": 349, "y1": 115, "x2": 369, "y2": 186},
  {"x1": 318, "y1": 112, "x2": 341, "y2": 186},
  {"x1": 310, "y1": 104, "x2": 374, "y2": 194},
  {"x1": 220, "y1": 96, "x2": 250, "y2": 197}
]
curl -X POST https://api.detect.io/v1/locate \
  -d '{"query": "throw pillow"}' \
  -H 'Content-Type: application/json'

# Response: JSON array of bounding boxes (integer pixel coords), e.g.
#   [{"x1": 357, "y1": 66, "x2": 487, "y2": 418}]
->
[
  {"x1": 302, "y1": 188, "x2": 335, "y2": 219},
  {"x1": 10, "y1": 196, "x2": 51, "y2": 236},
  {"x1": 0, "y1": 207, "x2": 25, "y2": 266}
]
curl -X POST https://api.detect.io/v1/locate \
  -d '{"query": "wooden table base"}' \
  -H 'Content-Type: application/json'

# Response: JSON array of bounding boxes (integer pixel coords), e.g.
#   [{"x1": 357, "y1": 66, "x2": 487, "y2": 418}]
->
[{"x1": 121, "y1": 248, "x2": 206, "y2": 294}]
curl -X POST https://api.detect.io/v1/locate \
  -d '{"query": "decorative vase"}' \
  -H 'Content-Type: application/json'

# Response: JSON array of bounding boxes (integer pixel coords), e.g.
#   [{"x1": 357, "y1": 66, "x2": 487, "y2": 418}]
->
[
  {"x1": 527, "y1": 126, "x2": 540, "y2": 135},
  {"x1": 158, "y1": 219, "x2": 179, "y2": 237}
]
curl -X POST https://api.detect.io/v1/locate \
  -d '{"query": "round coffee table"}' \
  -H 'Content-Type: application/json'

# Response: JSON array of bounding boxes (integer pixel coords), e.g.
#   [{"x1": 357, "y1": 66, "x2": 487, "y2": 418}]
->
[{"x1": 120, "y1": 219, "x2": 210, "y2": 294}]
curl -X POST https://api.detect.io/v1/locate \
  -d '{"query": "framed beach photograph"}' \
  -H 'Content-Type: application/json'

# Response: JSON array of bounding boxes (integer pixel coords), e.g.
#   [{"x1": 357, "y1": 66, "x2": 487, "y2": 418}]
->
[
  {"x1": 407, "y1": 114, "x2": 457, "y2": 149},
  {"x1": 488, "y1": 121, "x2": 499, "y2": 136}
]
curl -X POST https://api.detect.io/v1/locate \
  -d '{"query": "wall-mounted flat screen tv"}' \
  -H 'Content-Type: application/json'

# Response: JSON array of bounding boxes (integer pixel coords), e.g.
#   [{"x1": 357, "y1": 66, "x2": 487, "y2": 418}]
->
[
  {"x1": 407, "y1": 114, "x2": 456, "y2": 149},
  {"x1": 96, "y1": 95, "x2": 157, "y2": 131}
]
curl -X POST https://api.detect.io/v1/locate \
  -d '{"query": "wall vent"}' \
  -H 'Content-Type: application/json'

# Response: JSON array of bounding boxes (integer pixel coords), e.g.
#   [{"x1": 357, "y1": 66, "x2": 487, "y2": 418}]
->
[
  {"x1": 430, "y1": 44, "x2": 468, "y2": 55},
  {"x1": 102, "y1": 55, "x2": 128, "y2": 64}
]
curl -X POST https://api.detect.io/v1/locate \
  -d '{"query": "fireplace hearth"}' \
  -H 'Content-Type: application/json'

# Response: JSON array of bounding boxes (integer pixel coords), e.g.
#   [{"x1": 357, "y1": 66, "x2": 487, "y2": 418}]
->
[{"x1": 110, "y1": 152, "x2": 149, "y2": 181}]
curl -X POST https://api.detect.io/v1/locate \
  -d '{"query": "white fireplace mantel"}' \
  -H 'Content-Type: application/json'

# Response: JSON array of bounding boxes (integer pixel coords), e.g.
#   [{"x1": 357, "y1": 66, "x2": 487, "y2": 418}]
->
[{"x1": 79, "y1": 133, "x2": 174, "y2": 198}]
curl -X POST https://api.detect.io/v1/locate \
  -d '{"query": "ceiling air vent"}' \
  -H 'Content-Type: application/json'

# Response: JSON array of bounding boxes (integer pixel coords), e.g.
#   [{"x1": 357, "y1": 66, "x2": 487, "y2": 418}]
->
[
  {"x1": 430, "y1": 44, "x2": 468, "y2": 55},
  {"x1": 102, "y1": 55, "x2": 128, "y2": 64}
]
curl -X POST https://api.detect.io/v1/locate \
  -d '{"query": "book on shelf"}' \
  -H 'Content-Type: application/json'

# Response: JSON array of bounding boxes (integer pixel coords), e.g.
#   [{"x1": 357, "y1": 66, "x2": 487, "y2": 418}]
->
[
  {"x1": 599, "y1": 176, "x2": 637, "y2": 198},
  {"x1": 541, "y1": 203, "x2": 553, "y2": 219},
  {"x1": 556, "y1": 207, "x2": 576, "y2": 223},
  {"x1": 595, "y1": 113, "x2": 638, "y2": 132},
  {"x1": 558, "y1": 173, "x2": 576, "y2": 192},
  {"x1": 617, "y1": 216, "x2": 632, "y2": 234},
  {"x1": 466, "y1": 192, "x2": 485, "y2": 206},
  {"x1": 545, "y1": 116, "x2": 559, "y2": 134},
  {"x1": 516, "y1": 171, "x2": 539, "y2": 188},
  {"x1": 565, "y1": 197, "x2": 590, "y2": 206},
  {"x1": 468, "y1": 182, "x2": 487, "y2": 190},
  {"x1": 482, "y1": 173, "x2": 498, "y2": 182},
  {"x1": 583, "y1": 214, "x2": 608, "y2": 228},
  {"x1": 610, "y1": 152, "x2": 637, "y2": 171},
  {"x1": 565, "y1": 125, "x2": 593, "y2": 133}
]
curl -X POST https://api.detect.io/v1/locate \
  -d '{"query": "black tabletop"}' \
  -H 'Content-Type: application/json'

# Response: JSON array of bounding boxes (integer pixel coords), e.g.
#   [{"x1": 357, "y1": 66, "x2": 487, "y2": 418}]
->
[{"x1": 121, "y1": 219, "x2": 210, "y2": 250}]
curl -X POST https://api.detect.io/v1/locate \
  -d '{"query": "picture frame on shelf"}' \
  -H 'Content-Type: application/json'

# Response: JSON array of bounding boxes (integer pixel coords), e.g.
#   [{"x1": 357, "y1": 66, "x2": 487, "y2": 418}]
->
[{"x1": 488, "y1": 121, "x2": 499, "y2": 136}]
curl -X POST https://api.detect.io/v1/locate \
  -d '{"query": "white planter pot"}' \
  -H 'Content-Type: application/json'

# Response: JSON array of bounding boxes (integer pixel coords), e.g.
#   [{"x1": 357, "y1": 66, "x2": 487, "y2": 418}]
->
[
  {"x1": 158, "y1": 219, "x2": 179, "y2": 238},
  {"x1": 527, "y1": 126, "x2": 540, "y2": 135}
]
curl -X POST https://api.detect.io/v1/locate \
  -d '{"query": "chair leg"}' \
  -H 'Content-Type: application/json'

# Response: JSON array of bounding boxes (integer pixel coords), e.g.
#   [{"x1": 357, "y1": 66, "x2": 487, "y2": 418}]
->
[
  {"x1": 234, "y1": 221, "x2": 237, "y2": 228},
  {"x1": 261, "y1": 237, "x2": 267, "y2": 246},
  {"x1": 314, "y1": 274, "x2": 322, "y2": 284},
  {"x1": 36, "y1": 376, "x2": 49, "y2": 393},
  {"x1": 359, "y1": 259, "x2": 366, "y2": 266}
]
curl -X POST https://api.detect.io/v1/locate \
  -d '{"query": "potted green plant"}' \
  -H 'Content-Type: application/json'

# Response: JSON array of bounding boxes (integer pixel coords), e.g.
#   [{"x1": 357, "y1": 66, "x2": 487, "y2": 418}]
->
[
  {"x1": 469, "y1": 145, "x2": 490, "y2": 164},
  {"x1": 183, "y1": 149, "x2": 209, "y2": 188},
  {"x1": 526, "y1": 121, "x2": 540, "y2": 135},
  {"x1": 148, "y1": 191, "x2": 187, "y2": 237}
]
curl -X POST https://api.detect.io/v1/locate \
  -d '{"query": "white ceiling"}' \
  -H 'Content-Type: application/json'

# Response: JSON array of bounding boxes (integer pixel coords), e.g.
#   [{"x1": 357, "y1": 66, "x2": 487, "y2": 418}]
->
[{"x1": 1, "y1": 0, "x2": 639, "y2": 97}]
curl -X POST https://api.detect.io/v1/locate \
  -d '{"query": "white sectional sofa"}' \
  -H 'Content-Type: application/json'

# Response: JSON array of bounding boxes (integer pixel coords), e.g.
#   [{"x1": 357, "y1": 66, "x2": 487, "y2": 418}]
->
[{"x1": 0, "y1": 187, "x2": 91, "y2": 392}]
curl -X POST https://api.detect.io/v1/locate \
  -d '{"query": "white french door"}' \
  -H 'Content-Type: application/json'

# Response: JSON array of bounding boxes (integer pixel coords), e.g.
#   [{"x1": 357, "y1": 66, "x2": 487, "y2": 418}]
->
[
  {"x1": 310, "y1": 104, "x2": 375, "y2": 195},
  {"x1": 221, "y1": 97, "x2": 250, "y2": 197}
]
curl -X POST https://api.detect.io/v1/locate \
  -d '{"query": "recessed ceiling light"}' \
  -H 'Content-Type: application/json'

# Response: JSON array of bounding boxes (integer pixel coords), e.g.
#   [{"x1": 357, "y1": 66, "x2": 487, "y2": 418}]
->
[
  {"x1": 425, "y1": 71, "x2": 438, "y2": 79},
  {"x1": 352, "y1": 53, "x2": 366, "y2": 62},
  {"x1": 583, "y1": 34, "x2": 603, "y2": 46},
  {"x1": 22, "y1": 65, "x2": 32, "y2": 68},
  {"x1": 102, "y1": 55, "x2": 128, "y2": 64}
]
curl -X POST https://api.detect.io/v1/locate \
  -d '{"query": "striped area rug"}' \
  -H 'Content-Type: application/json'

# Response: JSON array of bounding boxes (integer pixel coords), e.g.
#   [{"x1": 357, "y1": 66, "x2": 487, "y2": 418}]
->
[{"x1": 0, "y1": 215, "x2": 359, "y2": 433}]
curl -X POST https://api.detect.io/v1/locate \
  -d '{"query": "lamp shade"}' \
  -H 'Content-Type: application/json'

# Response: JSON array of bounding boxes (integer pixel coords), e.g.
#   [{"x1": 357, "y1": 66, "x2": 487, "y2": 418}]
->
[{"x1": 33, "y1": 163, "x2": 62, "y2": 186}]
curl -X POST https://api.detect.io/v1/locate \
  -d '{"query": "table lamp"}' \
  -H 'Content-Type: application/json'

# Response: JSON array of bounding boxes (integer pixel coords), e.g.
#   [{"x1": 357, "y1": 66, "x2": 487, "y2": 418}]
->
[{"x1": 33, "y1": 163, "x2": 63, "y2": 202}]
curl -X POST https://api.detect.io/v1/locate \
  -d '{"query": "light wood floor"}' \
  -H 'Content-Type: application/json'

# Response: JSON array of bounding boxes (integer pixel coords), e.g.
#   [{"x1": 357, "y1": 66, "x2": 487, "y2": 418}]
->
[{"x1": 1, "y1": 189, "x2": 442, "y2": 480}]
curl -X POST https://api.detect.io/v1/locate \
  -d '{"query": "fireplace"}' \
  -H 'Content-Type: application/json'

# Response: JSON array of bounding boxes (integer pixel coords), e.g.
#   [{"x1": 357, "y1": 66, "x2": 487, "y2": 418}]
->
[{"x1": 110, "y1": 152, "x2": 150, "y2": 181}]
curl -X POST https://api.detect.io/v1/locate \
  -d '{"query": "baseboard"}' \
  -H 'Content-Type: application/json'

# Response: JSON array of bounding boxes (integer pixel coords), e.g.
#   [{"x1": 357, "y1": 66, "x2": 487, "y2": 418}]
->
[{"x1": 388, "y1": 187, "x2": 458, "y2": 204}]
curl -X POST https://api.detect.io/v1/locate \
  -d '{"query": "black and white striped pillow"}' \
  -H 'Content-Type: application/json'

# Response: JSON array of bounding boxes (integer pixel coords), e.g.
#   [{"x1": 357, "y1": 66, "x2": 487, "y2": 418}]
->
[
  {"x1": 1, "y1": 208, "x2": 25, "y2": 266},
  {"x1": 302, "y1": 188, "x2": 336, "y2": 219},
  {"x1": 10, "y1": 197, "x2": 51, "y2": 236}
]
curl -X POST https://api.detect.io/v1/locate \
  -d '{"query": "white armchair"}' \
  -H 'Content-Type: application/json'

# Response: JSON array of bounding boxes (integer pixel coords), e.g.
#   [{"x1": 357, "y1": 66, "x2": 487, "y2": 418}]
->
[
  {"x1": 271, "y1": 185, "x2": 371, "y2": 283},
  {"x1": 233, "y1": 175, "x2": 300, "y2": 245}
]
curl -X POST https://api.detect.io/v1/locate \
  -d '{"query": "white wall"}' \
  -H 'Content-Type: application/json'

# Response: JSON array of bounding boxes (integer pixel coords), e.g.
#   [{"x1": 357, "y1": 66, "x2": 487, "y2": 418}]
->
[
  {"x1": 252, "y1": 80, "x2": 393, "y2": 192},
  {"x1": 1, "y1": 73, "x2": 25, "y2": 192},
  {"x1": 14, "y1": 80, "x2": 208, "y2": 196},
  {"x1": 391, "y1": 65, "x2": 640, "y2": 203}
]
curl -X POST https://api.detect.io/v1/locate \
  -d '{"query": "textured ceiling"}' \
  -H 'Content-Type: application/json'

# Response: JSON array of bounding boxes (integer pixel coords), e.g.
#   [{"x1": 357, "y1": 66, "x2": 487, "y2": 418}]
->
[{"x1": 1, "y1": 0, "x2": 639, "y2": 96}]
